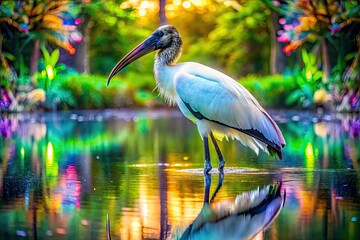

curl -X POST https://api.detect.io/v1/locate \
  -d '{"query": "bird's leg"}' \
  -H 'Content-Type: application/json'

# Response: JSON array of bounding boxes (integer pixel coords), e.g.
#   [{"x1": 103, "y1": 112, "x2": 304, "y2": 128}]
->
[
  {"x1": 210, "y1": 132, "x2": 225, "y2": 173},
  {"x1": 210, "y1": 169, "x2": 224, "y2": 203},
  {"x1": 203, "y1": 171, "x2": 211, "y2": 205},
  {"x1": 203, "y1": 136, "x2": 212, "y2": 174}
]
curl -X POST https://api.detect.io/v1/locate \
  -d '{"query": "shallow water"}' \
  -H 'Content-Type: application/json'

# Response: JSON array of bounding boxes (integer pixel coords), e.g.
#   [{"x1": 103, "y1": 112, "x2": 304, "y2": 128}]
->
[{"x1": 0, "y1": 109, "x2": 359, "y2": 239}]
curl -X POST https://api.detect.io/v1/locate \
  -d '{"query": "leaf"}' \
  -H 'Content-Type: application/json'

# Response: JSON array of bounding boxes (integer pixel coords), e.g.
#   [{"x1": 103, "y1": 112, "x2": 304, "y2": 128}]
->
[
  {"x1": 309, "y1": 52, "x2": 317, "y2": 66},
  {"x1": 43, "y1": 14, "x2": 62, "y2": 25},
  {"x1": 42, "y1": 32, "x2": 70, "y2": 50},
  {"x1": 0, "y1": 4, "x2": 13, "y2": 17},
  {"x1": 50, "y1": 49, "x2": 60, "y2": 68},
  {"x1": 286, "y1": 90, "x2": 303, "y2": 105},
  {"x1": 302, "y1": 84, "x2": 314, "y2": 100},
  {"x1": 44, "y1": 2, "x2": 59, "y2": 12},
  {"x1": 55, "y1": 63, "x2": 67, "y2": 72},
  {"x1": 2, "y1": 52, "x2": 15, "y2": 61},
  {"x1": 46, "y1": 4, "x2": 70, "y2": 15},
  {"x1": 313, "y1": 72, "x2": 323, "y2": 81},
  {"x1": 41, "y1": 45, "x2": 51, "y2": 65},
  {"x1": 31, "y1": 3, "x2": 44, "y2": 16},
  {"x1": 302, "y1": 49, "x2": 309, "y2": 65},
  {"x1": 344, "y1": 52, "x2": 357, "y2": 61}
]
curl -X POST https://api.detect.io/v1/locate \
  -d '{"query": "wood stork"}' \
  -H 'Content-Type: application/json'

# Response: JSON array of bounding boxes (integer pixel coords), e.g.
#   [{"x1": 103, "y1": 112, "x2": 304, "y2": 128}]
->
[
  {"x1": 107, "y1": 25, "x2": 286, "y2": 173},
  {"x1": 179, "y1": 178, "x2": 285, "y2": 239}
]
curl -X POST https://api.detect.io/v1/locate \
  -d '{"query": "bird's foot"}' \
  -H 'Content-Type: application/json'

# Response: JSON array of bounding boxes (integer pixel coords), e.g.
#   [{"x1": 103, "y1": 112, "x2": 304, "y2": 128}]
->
[{"x1": 204, "y1": 163, "x2": 212, "y2": 174}]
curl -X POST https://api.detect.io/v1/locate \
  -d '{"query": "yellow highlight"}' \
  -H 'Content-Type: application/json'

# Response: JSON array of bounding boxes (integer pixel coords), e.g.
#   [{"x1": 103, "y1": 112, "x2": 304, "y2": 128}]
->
[
  {"x1": 138, "y1": 8, "x2": 146, "y2": 16},
  {"x1": 46, "y1": 141, "x2": 58, "y2": 179},
  {"x1": 140, "y1": 1, "x2": 150, "y2": 9},
  {"x1": 46, "y1": 65, "x2": 54, "y2": 80},
  {"x1": 21, "y1": 147, "x2": 25, "y2": 157},
  {"x1": 305, "y1": 142, "x2": 317, "y2": 185},
  {"x1": 305, "y1": 142, "x2": 316, "y2": 169},
  {"x1": 41, "y1": 70, "x2": 46, "y2": 78},
  {"x1": 182, "y1": 1, "x2": 191, "y2": 8},
  {"x1": 306, "y1": 71, "x2": 312, "y2": 80},
  {"x1": 173, "y1": 0, "x2": 181, "y2": 6},
  {"x1": 47, "y1": 142, "x2": 54, "y2": 165}
]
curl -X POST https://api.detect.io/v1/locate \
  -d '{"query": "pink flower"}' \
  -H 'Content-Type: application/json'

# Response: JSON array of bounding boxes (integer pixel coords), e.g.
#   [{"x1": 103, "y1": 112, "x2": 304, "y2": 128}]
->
[
  {"x1": 272, "y1": 0, "x2": 281, "y2": 7},
  {"x1": 277, "y1": 34, "x2": 290, "y2": 43},
  {"x1": 283, "y1": 24, "x2": 294, "y2": 31},
  {"x1": 279, "y1": 18, "x2": 286, "y2": 25}
]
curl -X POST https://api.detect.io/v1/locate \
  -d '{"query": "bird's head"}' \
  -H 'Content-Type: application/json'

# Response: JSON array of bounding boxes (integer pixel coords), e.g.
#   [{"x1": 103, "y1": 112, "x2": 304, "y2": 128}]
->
[{"x1": 107, "y1": 25, "x2": 181, "y2": 86}]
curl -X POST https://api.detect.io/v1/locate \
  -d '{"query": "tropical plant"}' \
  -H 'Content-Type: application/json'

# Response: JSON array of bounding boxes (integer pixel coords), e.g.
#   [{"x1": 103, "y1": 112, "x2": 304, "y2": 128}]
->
[
  {"x1": 0, "y1": 2, "x2": 29, "y2": 33},
  {"x1": 1, "y1": 1, "x2": 79, "y2": 76},
  {"x1": 37, "y1": 45, "x2": 65, "y2": 86},
  {"x1": 36, "y1": 46, "x2": 74, "y2": 109},
  {"x1": 264, "y1": 0, "x2": 360, "y2": 85},
  {"x1": 0, "y1": 2, "x2": 29, "y2": 86},
  {"x1": 285, "y1": 49, "x2": 323, "y2": 108}
]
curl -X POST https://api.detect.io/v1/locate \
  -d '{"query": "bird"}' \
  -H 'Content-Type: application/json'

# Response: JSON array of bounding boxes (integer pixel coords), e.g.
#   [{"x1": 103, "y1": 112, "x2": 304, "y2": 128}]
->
[
  {"x1": 107, "y1": 25, "x2": 286, "y2": 174},
  {"x1": 178, "y1": 180, "x2": 285, "y2": 240}
]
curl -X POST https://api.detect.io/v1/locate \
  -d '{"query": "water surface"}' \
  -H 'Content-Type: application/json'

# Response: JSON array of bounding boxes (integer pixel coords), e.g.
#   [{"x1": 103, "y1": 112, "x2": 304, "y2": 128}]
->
[{"x1": 0, "y1": 109, "x2": 359, "y2": 239}]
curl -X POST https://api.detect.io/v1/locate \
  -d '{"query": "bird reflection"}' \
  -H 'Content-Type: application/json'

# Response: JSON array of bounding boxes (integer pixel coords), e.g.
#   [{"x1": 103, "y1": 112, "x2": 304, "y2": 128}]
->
[{"x1": 179, "y1": 173, "x2": 285, "y2": 240}]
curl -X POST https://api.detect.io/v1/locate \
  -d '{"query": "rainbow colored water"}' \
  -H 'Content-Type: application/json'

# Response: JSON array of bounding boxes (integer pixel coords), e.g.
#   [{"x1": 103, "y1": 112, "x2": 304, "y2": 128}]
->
[{"x1": 0, "y1": 109, "x2": 359, "y2": 239}]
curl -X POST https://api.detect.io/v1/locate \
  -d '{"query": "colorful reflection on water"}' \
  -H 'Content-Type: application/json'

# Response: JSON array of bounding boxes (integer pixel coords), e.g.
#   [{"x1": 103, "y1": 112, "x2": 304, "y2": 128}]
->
[{"x1": 0, "y1": 109, "x2": 359, "y2": 239}]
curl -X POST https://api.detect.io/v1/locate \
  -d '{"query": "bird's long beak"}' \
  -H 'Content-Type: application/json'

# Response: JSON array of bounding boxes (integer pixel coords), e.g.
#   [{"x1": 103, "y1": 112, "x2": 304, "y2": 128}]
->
[{"x1": 107, "y1": 36, "x2": 157, "y2": 86}]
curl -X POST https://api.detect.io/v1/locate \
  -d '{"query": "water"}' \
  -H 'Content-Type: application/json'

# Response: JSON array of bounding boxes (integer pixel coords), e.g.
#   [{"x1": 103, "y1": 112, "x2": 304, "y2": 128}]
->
[{"x1": 0, "y1": 109, "x2": 359, "y2": 239}]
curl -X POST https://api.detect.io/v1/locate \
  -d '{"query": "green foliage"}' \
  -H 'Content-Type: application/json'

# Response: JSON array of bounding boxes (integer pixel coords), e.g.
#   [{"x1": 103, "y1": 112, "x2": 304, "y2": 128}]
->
[
  {"x1": 205, "y1": 1, "x2": 271, "y2": 76},
  {"x1": 264, "y1": 0, "x2": 360, "y2": 53},
  {"x1": 1, "y1": 1, "x2": 80, "y2": 55},
  {"x1": 0, "y1": 53, "x2": 13, "y2": 87},
  {"x1": 240, "y1": 75, "x2": 296, "y2": 108},
  {"x1": 285, "y1": 49, "x2": 323, "y2": 108},
  {"x1": 79, "y1": 1, "x2": 147, "y2": 75},
  {"x1": 0, "y1": 68, "x2": 10, "y2": 88},
  {"x1": 36, "y1": 47, "x2": 74, "y2": 109},
  {"x1": 60, "y1": 73, "x2": 295, "y2": 110},
  {"x1": 15, "y1": 56, "x2": 31, "y2": 86},
  {"x1": 60, "y1": 72, "x2": 160, "y2": 110},
  {"x1": 1, "y1": 0, "x2": 81, "y2": 104},
  {"x1": 265, "y1": 0, "x2": 360, "y2": 90}
]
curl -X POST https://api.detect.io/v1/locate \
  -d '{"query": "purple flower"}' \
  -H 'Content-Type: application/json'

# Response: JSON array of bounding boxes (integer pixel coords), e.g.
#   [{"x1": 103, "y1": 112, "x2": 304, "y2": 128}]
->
[{"x1": 0, "y1": 118, "x2": 11, "y2": 139}]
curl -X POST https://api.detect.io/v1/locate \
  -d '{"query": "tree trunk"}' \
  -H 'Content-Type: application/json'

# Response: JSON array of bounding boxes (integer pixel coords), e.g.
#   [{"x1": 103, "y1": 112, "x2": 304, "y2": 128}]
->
[
  {"x1": 30, "y1": 39, "x2": 40, "y2": 77},
  {"x1": 74, "y1": 14, "x2": 90, "y2": 73},
  {"x1": 159, "y1": 0, "x2": 167, "y2": 26},
  {"x1": 321, "y1": 37, "x2": 330, "y2": 84},
  {"x1": 269, "y1": 9, "x2": 286, "y2": 75}
]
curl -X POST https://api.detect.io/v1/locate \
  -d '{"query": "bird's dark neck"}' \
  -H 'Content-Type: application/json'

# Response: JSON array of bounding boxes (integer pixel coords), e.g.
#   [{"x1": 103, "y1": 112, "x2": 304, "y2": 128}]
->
[
  {"x1": 153, "y1": 34, "x2": 182, "y2": 105},
  {"x1": 155, "y1": 36, "x2": 182, "y2": 66}
]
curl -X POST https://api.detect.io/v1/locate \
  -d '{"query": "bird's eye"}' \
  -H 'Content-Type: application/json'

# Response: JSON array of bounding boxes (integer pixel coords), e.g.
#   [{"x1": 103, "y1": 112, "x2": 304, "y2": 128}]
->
[{"x1": 157, "y1": 31, "x2": 164, "y2": 37}]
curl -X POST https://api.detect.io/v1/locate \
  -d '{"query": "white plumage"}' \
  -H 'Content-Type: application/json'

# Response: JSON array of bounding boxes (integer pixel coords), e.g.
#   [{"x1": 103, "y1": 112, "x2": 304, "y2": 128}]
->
[
  {"x1": 107, "y1": 25, "x2": 286, "y2": 173},
  {"x1": 178, "y1": 182, "x2": 285, "y2": 239}
]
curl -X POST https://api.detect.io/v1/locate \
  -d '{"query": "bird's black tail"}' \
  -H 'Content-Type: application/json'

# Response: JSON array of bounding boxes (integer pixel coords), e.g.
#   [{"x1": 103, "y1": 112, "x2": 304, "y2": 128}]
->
[{"x1": 267, "y1": 145, "x2": 282, "y2": 160}]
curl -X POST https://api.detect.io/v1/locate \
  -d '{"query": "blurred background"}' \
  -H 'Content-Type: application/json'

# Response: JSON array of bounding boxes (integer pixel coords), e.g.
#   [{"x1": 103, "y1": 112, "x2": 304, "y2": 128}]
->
[{"x1": 0, "y1": 0, "x2": 359, "y2": 112}]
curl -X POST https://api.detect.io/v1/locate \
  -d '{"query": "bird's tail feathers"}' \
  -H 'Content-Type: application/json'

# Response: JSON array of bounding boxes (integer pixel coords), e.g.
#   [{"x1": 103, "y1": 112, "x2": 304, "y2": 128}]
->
[
  {"x1": 228, "y1": 129, "x2": 282, "y2": 160},
  {"x1": 267, "y1": 145, "x2": 282, "y2": 160}
]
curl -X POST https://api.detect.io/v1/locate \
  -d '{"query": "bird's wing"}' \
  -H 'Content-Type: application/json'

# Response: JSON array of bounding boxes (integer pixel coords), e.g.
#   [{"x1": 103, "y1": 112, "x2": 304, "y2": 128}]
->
[{"x1": 174, "y1": 63, "x2": 285, "y2": 155}]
